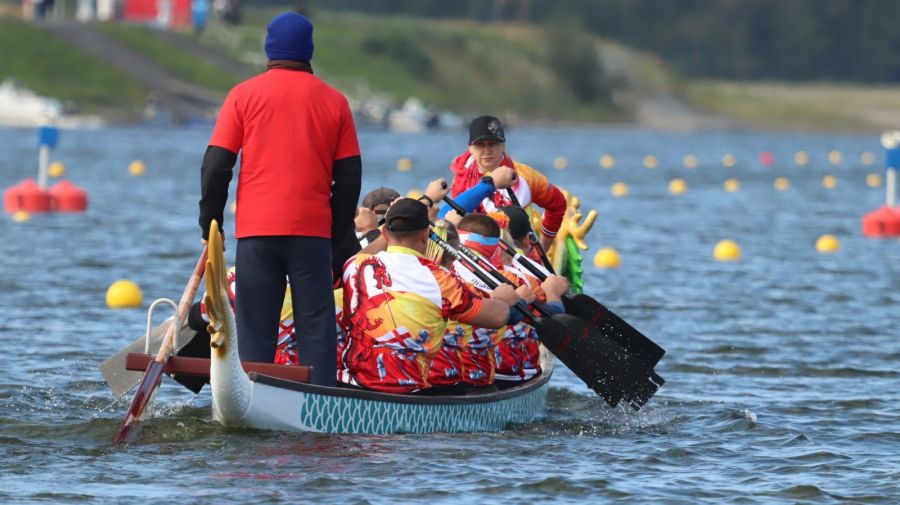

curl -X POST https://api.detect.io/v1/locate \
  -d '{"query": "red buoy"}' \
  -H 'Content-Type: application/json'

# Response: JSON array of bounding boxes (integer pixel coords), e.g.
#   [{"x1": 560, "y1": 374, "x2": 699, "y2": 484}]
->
[
  {"x1": 3, "y1": 178, "x2": 51, "y2": 213},
  {"x1": 49, "y1": 179, "x2": 88, "y2": 212},
  {"x1": 758, "y1": 151, "x2": 774, "y2": 167},
  {"x1": 862, "y1": 205, "x2": 900, "y2": 237}
]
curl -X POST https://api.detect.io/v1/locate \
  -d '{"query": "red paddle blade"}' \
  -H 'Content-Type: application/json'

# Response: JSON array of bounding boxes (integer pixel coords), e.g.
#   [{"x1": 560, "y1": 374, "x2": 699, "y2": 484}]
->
[{"x1": 113, "y1": 360, "x2": 165, "y2": 445}]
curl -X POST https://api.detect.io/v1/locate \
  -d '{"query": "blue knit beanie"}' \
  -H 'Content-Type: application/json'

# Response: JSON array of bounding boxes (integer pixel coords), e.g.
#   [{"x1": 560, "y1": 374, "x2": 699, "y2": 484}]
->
[{"x1": 265, "y1": 12, "x2": 314, "y2": 62}]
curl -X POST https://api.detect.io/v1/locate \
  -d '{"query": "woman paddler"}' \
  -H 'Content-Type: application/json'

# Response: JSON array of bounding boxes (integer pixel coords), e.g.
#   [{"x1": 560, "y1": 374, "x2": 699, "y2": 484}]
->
[{"x1": 447, "y1": 115, "x2": 567, "y2": 254}]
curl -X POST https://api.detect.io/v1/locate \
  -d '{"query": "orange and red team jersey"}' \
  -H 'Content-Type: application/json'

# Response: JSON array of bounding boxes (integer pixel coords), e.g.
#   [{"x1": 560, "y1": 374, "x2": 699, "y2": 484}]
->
[
  {"x1": 209, "y1": 69, "x2": 360, "y2": 239},
  {"x1": 450, "y1": 259, "x2": 532, "y2": 385},
  {"x1": 340, "y1": 246, "x2": 485, "y2": 394},
  {"x1": 452, "y1": 258, "x2": 545, "y2": 382},
  {"x1": 449, "y1": 153, "x2": 567, "y2": 238}
]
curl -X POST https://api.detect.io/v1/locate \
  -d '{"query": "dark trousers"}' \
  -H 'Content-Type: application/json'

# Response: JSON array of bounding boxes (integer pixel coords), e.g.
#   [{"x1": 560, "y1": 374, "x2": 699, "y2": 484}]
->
[{"x1": 235, "y1": 236, "x2": 336, "y2": 386}]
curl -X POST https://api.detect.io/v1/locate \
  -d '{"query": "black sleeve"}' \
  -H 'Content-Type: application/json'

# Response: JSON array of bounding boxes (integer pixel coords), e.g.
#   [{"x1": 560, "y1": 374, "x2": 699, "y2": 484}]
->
[
  {"x1": 199, "y1": 145, "x2": 237, "y2": 240},
  {"x1": 331, "y1": 155, "x2": 362, "y2": 280}
]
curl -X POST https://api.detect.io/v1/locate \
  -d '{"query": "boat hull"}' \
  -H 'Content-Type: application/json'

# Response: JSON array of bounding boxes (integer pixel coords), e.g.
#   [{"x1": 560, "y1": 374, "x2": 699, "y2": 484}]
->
[{"x1": 233, "y1": 352, "x2": 554, "y2": 435}]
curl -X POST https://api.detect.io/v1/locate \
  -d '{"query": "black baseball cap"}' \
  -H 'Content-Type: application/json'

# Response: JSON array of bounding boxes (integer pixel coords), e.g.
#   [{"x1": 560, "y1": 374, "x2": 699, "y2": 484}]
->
[
  {"x1": 384, "y1": 198, "x2": 430, "y2": 232},
  {"x1": 469, "y1": 115, "x2": 506, "y2": 145},
  {"x1": 500, "y1": 206, "x2": 531, "y2": 240},
  {"x1": 362, "y1": 187, "x2": 401, "y2": 211}
]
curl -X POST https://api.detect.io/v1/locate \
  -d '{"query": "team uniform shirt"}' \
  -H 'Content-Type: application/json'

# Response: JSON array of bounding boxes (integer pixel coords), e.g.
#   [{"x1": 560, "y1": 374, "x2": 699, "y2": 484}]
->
[
  {"x1": 449, "y1": 153, "x2": 567, "y2": 239},
  {"x1": 450, "y1": 259, "x2": 530, "y2": 385},
  {"x1": 341, "y1": 246, "x2": 485, "y2": 394},
  {"x1": 209, "y1": 69, "x2": 360, "y2": 239},
  {"x1": 452, "y1": 258, "x2": 544, "y2": 382}
]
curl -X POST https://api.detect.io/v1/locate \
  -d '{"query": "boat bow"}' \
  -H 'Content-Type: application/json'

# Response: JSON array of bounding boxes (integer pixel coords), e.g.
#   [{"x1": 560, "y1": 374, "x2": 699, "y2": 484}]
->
[{"x1": 205, "y1": 221, "x2": 252, "y2": 425}]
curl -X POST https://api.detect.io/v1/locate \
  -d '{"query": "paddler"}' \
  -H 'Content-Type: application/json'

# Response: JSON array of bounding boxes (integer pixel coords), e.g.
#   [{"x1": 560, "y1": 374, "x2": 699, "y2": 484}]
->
[{"x1": 448, "y1": 115, "x2": 567, "y2": 253}]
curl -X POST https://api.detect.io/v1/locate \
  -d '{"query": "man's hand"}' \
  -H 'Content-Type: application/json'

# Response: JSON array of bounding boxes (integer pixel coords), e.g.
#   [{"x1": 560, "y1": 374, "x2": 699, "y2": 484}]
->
[
  {"x1": 515, "y1": 284, "x2": 537, "y2": 304},
  {"x1": 490, "y1": 165, "x2": 517, "y2": 189},
  {"x1": 354, "y1": 207, "x2": 379, "y2": 233},
  {"x1": 444, "y1": 210, "x2": 463, "y2": 226},
  {"x1": 490, "y1": 283, "x2": 520, "y2": 307},
  {"x1": 424, "y1": 178, "x2": 451, "y2": 204},
  {"x1": 541, "y1": 274, "x2": 569, "y2": 302}
]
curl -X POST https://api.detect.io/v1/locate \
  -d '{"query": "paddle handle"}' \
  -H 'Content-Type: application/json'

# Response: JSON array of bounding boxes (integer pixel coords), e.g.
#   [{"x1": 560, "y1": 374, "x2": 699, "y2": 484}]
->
[
  {"x1": 504, "y1": 188, "x2": 555, "y2": 273},
  {"x1": 153, "y1": 246, "x2": 209, "y2": 363},
  {"x1": 428, "y1": 231, "x2": 549, "y2": 319},
  {"x1": 442, "y1": 196, "x2": 549, "y2": 281}
]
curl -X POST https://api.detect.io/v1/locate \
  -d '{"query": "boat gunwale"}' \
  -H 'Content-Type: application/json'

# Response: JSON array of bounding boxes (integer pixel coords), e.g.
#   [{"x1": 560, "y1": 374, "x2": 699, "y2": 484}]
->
[{"x1": 248, "y1": 368, "x2": 553, "y2": 406}]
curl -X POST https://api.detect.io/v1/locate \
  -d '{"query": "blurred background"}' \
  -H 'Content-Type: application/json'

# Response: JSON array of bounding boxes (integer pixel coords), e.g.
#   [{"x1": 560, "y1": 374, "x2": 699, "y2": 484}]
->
[{"x1": 2, "y1": 0, "x2": 900, "y2": 131}]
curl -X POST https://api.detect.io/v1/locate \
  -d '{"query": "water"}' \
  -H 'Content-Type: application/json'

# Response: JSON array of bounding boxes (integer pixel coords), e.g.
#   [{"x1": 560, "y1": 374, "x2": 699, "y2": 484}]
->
[{"x1": 1, "y1": 124, "x2": 898, "y2": 503}]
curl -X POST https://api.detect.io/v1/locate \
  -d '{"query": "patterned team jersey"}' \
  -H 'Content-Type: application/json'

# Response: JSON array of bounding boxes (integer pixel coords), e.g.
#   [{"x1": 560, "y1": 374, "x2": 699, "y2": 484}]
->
[
  {"x1": 341, "y1": 246, "x2": 485, "y2": 394},
  {"x1": 452, "y1": 258, "x2": 545, "y2": 382}
]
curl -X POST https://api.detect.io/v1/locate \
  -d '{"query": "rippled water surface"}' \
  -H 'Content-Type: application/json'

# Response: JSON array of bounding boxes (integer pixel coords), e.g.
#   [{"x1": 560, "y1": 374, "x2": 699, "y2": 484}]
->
[{"x1": 1, "y1": 125, "x2": 898, "y2": 503}]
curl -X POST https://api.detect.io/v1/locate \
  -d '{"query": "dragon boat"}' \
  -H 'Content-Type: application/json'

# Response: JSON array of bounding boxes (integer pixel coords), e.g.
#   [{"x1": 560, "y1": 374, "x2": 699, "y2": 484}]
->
[{"x1": 107, "y1": 195, "x2": 600, "y2": 436}]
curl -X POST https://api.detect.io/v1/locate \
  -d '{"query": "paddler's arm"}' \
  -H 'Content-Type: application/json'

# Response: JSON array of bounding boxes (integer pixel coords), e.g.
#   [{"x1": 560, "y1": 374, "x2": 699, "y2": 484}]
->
[
  {"x1": 199, "y1": 145, "x2": 237, "y2": 240},
  {"x1": 331, "y1": 155, "x2": 363, "y2": 280}
]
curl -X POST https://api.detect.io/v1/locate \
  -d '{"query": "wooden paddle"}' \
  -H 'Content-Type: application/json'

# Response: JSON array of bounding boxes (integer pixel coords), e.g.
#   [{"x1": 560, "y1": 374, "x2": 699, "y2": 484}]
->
[
  {"x1": 429, "y1": 231, "x2": 661, "y2": 409},
  {"x1": 113, "y1": 245, "x2": 209, "y2": 445},
  {"x1": 443, "y1": 196, "x2": 666, "y2": 369}
]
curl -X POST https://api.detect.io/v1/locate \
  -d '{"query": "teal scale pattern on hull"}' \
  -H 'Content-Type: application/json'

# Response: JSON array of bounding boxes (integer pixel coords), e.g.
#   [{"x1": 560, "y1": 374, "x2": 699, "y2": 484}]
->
[{"x1": 297, "y1": 386, "x2": 549, "y2": 434}]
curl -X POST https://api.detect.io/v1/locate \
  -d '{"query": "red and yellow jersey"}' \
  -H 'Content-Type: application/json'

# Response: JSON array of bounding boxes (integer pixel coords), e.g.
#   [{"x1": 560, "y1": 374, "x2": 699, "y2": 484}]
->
[{"x1": 341, "y1": 246, "x2": 484, "y2": 393}]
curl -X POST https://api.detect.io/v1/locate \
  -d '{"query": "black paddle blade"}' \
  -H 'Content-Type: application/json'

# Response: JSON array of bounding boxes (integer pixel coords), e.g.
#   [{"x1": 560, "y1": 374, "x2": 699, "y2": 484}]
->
[
  {"x1": 562, "y1": 294, "x2": 666, "y2": 368},
  {"x1": 540, "y1": 314, "x2": 663, "y2": 410}
]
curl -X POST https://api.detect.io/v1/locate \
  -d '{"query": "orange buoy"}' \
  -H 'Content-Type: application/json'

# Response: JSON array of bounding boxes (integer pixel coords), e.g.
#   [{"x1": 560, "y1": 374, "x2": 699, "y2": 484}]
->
[
  {"x1": 862, "y1": 206, "x2": 900, "y2": 237},
  {"x1": 49, "y1": 179, "x2": 88, "y2": 212},
  {"x1": 3, "y1": 178, "x2": 51, "y2": 213}
]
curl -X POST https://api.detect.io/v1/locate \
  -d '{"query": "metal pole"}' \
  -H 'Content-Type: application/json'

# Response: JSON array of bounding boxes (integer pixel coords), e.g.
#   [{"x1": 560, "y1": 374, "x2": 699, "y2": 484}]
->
[
  {"x1": 38, "y1": 145, "x2": 49, "y2": 190},
  {"x1": 888, "y1": 168, "x2": 896, "y2": 208}
]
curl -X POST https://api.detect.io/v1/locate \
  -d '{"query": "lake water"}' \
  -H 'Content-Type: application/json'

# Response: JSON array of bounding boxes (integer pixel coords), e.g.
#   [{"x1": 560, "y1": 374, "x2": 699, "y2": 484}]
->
[{"x1": 1, "y1": 124, "x2": 898, "y2": 503}]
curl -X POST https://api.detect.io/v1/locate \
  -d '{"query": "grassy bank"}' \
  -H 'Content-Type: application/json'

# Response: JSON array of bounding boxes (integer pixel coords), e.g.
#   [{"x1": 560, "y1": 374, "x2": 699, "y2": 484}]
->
[
  {"x1": 200, "y1": 10, "x2": 650, "y2": 122},
  {"x1": 0, "y1": 17, "x2": 146, "y2": 112},
  {"x1": 687, "y1": 81, "x2": 900, "y2": 132},
  {"x1": 96, "y1": 23, "x2": 241, "y2": 94}
]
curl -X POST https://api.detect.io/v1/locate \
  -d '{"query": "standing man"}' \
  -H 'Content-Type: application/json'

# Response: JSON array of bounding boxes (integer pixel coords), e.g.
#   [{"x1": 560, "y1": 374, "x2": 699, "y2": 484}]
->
[{"x1": 199, "y1": 12, "x2": 361, "y2": 386}]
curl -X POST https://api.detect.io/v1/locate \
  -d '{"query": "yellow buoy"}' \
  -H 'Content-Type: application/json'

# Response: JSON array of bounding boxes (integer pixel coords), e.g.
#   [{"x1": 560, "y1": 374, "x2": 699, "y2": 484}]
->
[
  {"x1": 713, "y1": 240, "x2": 741, "y2": 261},
  {"x1": 861, "y1": 151, "x2": 875, "y2": 165},
  {"x1": 128, "y1": 160, "x2": 146, "y2": 176},
  {"x1": 724, "y1": 178, "x2": 740, "y2": 192},
  {"x1": 230, "y1": 201, "x2": 237, "y2": 213},
  {"x1": 866, "y1": 173, "x2": 882, "y2": 188},
  {"x1": 599, "y1": 154, "x2": 616, "y2": 169},
  {"x1": 106, "y1": 279, "x2": 143, "y2": 309},
  {"x1": 611, "y1": 182, "x2": 629, "y2": 197},
  {"x1": 774, "y1": 177, "x2": 791, "y2": 191},
  {"x1": 815, "y1": 234, "x2": 840, "y2": 253},
  {"x1": 668, "y1": 178, "x2": 688, "y2": 195},
  {"x1": 722, "y1": 154, "x2": 736, "y2": 168},
  {"x1": 48, "y1": 161, "x2": 66, "y2": 178},
  {"x1": 794, "y1": 151, "x2": 809, "y2": 166},
  {"x1": 683, "y1": 154, "x2": 698, "y2": 169},
  {"x1": 823, "y1": 174, "x2": 837, "y2": 189},
  {"x1": 397, "y1": 158, "x2": 413, "y2": 172},
  {"x1": 827, "y1": 150, "x2": 843, "y2": 165},
  {"x1": 643, "y1": 155, "x2": 658, "y2": 169},
  {"x1": 406, "y1": 189, "x2": 423, "y2": 199},
  {"x1": 593, "y1": 247, "x2": 621, "y2": 269},
  {"x1": 12, "y1": 210, "x2": 30, "y2": 222},
  {"x1": 553, "y1": 157, "x2": 568, "y2": 170}
]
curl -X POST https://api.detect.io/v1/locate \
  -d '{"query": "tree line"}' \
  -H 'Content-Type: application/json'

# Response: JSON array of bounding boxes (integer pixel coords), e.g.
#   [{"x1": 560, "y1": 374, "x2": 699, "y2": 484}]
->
[{"x1": 303, "y1": 0, "x2": 900, "y2": 83}]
